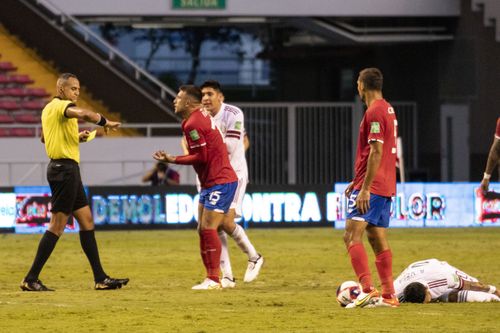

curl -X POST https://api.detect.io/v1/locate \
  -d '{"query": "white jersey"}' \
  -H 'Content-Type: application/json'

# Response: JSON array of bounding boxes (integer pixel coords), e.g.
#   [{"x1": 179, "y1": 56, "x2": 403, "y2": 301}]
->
[
  {"x1": 394, "y1": 259, "x2": 477, "y2": 302},
  {"x1": 211, "y1": 103, "x2": 248, "y2": 179}
]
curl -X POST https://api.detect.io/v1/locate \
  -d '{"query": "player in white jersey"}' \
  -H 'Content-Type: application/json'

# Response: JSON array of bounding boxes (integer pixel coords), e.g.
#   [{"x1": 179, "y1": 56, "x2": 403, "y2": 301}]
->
[
  {"x1": 198, "y1": 80, "x2": 263, "y2": 288},
  {"x1": 394, "y1": 259, "x2": 500, "y2": 303}
]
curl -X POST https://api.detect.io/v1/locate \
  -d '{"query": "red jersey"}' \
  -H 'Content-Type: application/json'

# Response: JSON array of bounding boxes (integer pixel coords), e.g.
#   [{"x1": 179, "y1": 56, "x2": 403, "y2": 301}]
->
[
  {"x1": 495, "y1": 117, "x2": 500, "y2": 139},
  {"x1": 179, "y1": 109, "x2": 237, "y2": 188},
  {"x1": 352, "y1": 99, "x2": 397, "y2": 197}
]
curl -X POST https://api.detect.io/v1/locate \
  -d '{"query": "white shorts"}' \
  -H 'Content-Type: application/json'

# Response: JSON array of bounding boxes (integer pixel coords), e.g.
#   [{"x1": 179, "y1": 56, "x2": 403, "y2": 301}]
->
[{"x1": 231, "y1": 176, "x2": 248, "y2": 218}]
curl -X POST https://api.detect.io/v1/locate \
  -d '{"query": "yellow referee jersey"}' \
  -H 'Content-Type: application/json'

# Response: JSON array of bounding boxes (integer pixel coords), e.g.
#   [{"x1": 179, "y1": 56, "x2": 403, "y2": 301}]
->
[{"x1": 41, "y1": 97, "x2": 80, "y2": 163}]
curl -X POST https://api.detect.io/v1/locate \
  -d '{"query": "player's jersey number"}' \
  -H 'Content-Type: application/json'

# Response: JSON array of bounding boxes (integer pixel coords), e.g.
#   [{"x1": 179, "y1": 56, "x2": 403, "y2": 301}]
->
[
  {"x1": 347, "y1": 193, "x2": 357, "y2": 213},
  {"x1": 209, "y1": 191, "x2": 221, "y2": 205}
]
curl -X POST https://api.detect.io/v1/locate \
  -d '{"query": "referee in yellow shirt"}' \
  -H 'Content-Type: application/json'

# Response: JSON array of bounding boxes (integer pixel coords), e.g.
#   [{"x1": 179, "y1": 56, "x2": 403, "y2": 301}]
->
[{"x1": 21, "y1": 73, "x2": 129, "y2": 291}]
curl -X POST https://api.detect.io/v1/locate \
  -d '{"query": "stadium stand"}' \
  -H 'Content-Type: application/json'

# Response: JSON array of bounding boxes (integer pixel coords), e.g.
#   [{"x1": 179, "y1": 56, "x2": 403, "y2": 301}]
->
[
  {"x1": 0, "y1": 24, "x2": 132, "y2": 137},
  {"x1": 0, "y1": 112, "x2": 15, "y2": 124},
  {"x1": 0, "y1": 0, "x2": 178, "y2": 131},
  {"x1": 0, "y1": 61, "x2": 16, "y2": 72}
]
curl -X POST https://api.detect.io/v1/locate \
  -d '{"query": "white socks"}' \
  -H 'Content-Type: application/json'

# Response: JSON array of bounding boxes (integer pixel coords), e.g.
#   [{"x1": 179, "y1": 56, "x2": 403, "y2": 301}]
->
[
  {"x1": 218, "y1": 231, "x2": 233, "y2": 279},
  {"x1": 219, "y1": 224, "x2": 259, "y2": 278},
  {"x1": 457, "y1": 290, "x2": 500, "y2": 302},
  {"x1": 231, "y1": 224, "x2": 259, "y2": 260}
]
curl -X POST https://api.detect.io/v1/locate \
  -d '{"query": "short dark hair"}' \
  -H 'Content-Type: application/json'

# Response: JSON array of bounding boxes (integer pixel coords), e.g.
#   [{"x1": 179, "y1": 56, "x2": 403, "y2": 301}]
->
[
  {"x1": 156, "y1": 162, "x2": 167, "y2": 171},
  {"x1": 403, "y1": 282, "x2": 427, "y2": 303},
  {"x1": 59, "y1": 73, "x2": 78, "y2": 81},
  {"x1": 200, "y1": 80, "x2": 222, "y2": 93},
  {"x1": 359, "y1": 67, "x2": 383, "y2": 91},
  {"x1": 179, "y1": 85, "x2": 202, "y2": 103}
]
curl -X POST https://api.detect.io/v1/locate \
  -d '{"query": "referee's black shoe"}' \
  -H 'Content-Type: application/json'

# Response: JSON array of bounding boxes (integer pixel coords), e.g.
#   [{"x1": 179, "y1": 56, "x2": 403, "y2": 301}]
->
[
  {"x1": 95, "y1": 277, "x2": 129, "y2": 290},
  {"x1": 20, "y1": 279, "x2": 54, "y2": 291}
]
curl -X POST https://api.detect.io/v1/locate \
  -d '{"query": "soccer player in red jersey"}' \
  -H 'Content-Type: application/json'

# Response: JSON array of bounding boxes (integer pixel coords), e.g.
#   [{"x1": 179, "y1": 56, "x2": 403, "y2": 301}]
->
[
  {"x1": 343, "y1": 68, "x2": 399, "y2": 308},
  {"x1": 153, "y1": 85, "x2": 238, "y2": 290},
  {"x1": 480, "y1": 117, "x2": 500, "y2": 193}
]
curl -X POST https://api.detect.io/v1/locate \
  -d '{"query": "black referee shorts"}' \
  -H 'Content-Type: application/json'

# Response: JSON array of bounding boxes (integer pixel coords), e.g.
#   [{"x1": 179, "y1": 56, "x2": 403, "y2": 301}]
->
[{"x1": 47, "y1": 159, "x2": 88, "y2": 215}]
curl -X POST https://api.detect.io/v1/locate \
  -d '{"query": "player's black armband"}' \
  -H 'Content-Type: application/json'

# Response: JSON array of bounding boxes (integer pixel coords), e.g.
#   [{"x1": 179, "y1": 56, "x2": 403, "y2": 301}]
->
[{"x1": 96, "y1": 113, "x2": 107, "y2": 126}]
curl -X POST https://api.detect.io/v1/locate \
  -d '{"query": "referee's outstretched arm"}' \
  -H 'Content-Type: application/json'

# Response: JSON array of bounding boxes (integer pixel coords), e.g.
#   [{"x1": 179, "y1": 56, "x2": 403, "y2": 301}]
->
[{"x1": 65, "y1": 106, "x2": 121, "y2": 134}]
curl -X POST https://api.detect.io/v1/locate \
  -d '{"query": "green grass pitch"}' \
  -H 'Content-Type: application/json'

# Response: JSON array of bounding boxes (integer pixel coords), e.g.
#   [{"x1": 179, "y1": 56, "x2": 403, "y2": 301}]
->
[{"x1": 0, "y1": 227, "x2": 499, "y2": 332}]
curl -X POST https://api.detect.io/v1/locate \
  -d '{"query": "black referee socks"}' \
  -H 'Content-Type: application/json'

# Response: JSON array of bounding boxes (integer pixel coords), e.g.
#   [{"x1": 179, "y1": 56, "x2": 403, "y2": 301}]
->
[
  {"x1": 79, "y1": 230, "x2": 107, "y2": 283},
  {"x1": 25, "y1": 230, "x2": 60, "y2": 282}
]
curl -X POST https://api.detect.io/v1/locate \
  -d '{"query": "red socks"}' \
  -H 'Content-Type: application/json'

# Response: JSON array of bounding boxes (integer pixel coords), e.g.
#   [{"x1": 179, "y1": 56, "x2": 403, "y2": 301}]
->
[
  {"x1": 200, "y1": 229, "x2": 221, "y2": 283},
  {"x1": 348, "y1": 242, "x2": 373, "y2": 293},
  {"x1": 348, "y1": 243, "x2": 395, "y2": 299},
  {"x1": 375, "y1": 249, "x2": 395, "y2": 299}
]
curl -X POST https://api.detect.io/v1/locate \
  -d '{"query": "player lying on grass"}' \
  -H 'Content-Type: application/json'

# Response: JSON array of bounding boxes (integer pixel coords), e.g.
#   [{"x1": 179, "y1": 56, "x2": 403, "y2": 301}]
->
[{"x1": 394, "y1": 258, "x2": 500, "y2": 303}]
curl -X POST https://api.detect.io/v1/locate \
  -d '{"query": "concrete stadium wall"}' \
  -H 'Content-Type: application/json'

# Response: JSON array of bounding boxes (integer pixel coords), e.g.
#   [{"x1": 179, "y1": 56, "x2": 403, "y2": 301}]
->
[{"x1": 0, "y1": 137, "x2": 198, "y2": 186}]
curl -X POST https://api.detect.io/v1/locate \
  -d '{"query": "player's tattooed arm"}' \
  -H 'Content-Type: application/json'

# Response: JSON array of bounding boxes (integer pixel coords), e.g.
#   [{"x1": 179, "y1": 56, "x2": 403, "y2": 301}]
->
[{"x1": 462, "y1": 280, "x2": 499, "y2": 297}]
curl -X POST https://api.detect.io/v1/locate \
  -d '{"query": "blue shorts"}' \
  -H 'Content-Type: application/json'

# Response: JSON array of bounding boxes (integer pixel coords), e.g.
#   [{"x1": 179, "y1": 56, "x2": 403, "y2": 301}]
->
[
  {"x1": 346, "y1": 190, "x2": 392, "y2": 228},
  {"x1": 199, "y1": 181, "x2": 237, "y2": 213}
]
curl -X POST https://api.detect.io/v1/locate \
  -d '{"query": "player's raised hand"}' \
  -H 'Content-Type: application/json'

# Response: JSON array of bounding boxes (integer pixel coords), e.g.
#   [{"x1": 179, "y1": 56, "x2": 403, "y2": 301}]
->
[
  {"x1": 153, "y1": 150, "x2": 167, "y2": 162},
  {"x1": 103, "y1": 120, "x2": 121, "y2": 134},
  {"x1": 153, "y1": 150, "x2": 176, "y2": 163}
]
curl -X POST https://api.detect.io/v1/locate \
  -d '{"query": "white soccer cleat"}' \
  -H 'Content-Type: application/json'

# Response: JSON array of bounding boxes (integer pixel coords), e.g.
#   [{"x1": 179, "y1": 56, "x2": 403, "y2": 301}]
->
[
  {"x1": 191, "y1": 278, "x2": 222, "y2": 290},
  {"x1": 221, "y1": 277, "x2": 236, "y2": 288},
  {"x1": 244, "y1": 254, "x2": 264, "y2": 283},
  {"x1": 345, "y1": 302, "x2": 356, "y2": 309}
]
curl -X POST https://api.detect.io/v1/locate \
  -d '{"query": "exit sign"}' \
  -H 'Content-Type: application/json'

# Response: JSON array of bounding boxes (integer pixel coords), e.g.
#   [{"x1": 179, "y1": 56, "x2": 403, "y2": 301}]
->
[{"x1": 172, "y1": 0, "x2": 226, "y2": 10}]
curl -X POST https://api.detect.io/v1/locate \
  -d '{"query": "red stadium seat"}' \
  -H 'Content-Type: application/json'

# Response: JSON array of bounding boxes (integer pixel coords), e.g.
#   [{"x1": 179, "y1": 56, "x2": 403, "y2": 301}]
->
[
  {"x1": 10, "y1": 74, "x2": 34, "y2": 85},
  {"x1": 14, "y1": 112, "x2": 40, "y2": 123},
  {"x1": 1, "y1": 88, "x2": 27, "y2": 98},
  {"x1": 0, "y1": 74, "x2": 15, "y2": 85},
  {"x1": 0, "y1": 62, "x2": 17, "y2": 72},
  {"x1": 0, "y1": 88, "x2": 49, "y2": 100},
  {"x1": 24, "y1": 88, "x2": 50, "y2": 98},
  {"x1": 0, "y1": 100, "x2": 20, "y2": 111},
  {"x1": 0, "y1": 128, "x2": 11, "y2": 137},
  {"x1": 10, "y1": 128, "x2": 36, "y2": 137},
  {"x1": 20, "y1": 100, "x2": 45, "y2": 110},
  {"x1": 0, "y1": 112, "x2": 15, "y2": 123}
]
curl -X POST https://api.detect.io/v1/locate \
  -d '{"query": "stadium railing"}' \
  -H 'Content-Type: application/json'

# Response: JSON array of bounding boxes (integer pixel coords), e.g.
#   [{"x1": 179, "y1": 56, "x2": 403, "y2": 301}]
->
[
  {"x1": 0, "y1": 101, "x2": 418, "y2": 186},
  {"x1": 240, "y1": 101, "x2": 418, "y2": 185},
  {"x1": 0, "y1": 123, "x2": 180, "y2": 138},
  {"x1": 28, "y1": 0, "x2": 178, "y2": 118}
]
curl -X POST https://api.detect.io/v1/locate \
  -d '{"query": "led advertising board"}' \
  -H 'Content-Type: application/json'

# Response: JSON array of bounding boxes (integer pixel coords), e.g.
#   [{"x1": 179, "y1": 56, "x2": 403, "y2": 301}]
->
[
  {"x1": 89, "y1": 183, "x2": 500, "y2": 229},
  {"x1": 332, "y1": 183, "x2": 500, "y2": 229},
  {"x1": 1, "y1": 183, "x2": 498, "y2": 233},
  {"x1": 0, "y1": 187, "x2": 79, "y2": 233}
]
